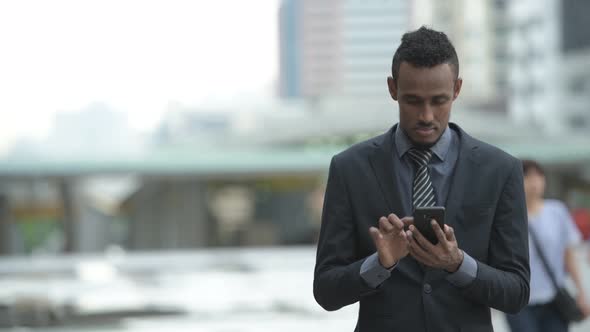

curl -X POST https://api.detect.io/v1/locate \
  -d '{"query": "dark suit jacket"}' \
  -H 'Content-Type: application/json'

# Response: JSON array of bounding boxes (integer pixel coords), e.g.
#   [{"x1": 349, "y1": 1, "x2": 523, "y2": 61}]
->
[{"x1": 313, "y1": 123, "x2": 530, "y2": 332}]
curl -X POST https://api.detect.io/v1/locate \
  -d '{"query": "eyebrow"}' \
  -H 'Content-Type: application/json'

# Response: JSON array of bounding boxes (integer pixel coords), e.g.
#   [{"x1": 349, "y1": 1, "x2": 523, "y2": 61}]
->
[
  {"x1": 403, "y1": 94, "x2": 423, "y2": 100},
  {"x1": 403, "y1": 94, "x2": 450, "y2": 100}
]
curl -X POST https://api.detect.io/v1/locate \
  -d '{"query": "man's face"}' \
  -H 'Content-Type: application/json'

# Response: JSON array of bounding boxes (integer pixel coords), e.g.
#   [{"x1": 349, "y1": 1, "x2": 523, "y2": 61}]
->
[{"x1": 387, "y1": 62, "x2": 462, "y2": 148}]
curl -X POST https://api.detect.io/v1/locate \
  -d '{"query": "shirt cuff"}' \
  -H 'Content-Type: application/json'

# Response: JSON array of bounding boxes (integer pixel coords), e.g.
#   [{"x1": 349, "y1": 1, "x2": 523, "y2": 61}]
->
[
  {"x1": 360, "y1": 252, "x2": 396, "y2": 288},
  {"x1": 446, "y1": 251, "x2": 477, "y2": 288}
]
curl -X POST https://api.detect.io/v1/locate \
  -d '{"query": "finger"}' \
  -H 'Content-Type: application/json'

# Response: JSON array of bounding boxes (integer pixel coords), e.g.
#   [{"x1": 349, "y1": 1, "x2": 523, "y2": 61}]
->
[
  {"x1": 409, "y1": 225, "x2": 436, "y2": 252},
  {"x1": 401, "y1": 216, "x2": 414, "y2": 226},
  {"x1": 369, "y1": 226, "x2": 384, "y2": 245},
  {"x1": 387, "y1": 213, "x2": 404, "y2": 231},
  {"x1": 409, "y1": 246, "x2": 433, "y2": 266},
  {"x1": 408, "y1": 234, "x2": 435, "y2": 265},
  {"x1": 431, "y1": 220, "x2": 447, "y2": 244},
  {"x1": 407, "y1": 230, "x2": 428, "y2": 258},
  {"x1": 401, "y1": 216, "x2": 413, "y2": 231},
  {"x1": 444, "y1": 225, "x2": 456, "y2": 242},
  {"x1": 378, "y1": 217, "x2": 394, "y2": 233},
  {"x1": 398, "y1": 227, "x2": 409, "y2": 241}
]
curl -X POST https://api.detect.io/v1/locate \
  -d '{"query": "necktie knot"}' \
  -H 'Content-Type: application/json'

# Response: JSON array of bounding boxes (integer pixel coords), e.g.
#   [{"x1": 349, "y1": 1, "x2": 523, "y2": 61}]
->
[{"x1": 408, "y1": 148, "x2": 432, "y2": 169}]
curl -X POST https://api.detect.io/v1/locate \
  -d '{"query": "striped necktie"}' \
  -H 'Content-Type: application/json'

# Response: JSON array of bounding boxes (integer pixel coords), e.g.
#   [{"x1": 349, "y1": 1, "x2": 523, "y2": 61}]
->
[{"x1": 408, "y1": 148, "x2": 436, "y2": 209}]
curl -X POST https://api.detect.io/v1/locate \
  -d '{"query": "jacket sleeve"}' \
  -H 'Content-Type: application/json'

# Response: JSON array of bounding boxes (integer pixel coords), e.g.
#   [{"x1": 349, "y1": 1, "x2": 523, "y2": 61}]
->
[
  {"x1": 313, "y1": 156, "x2": 379, "y2": 311},
  {"x1": 458, "y1": 158, "x2": 531, "y2": 314}
]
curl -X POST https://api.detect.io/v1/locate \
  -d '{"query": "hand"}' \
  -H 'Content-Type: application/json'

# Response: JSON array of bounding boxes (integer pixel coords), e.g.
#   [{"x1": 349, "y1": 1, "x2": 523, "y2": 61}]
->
[
  {"x1": 369, "y1": 214, "x2": 411, "y2": 268},
  {"x1": 406, "y1": 219, "x2": 463, "y2": 272}
]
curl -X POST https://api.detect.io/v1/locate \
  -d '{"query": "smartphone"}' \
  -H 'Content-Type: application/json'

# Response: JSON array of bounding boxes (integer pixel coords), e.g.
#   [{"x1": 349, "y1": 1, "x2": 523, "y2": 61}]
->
[{"x1": 412, "y1": 206, "x2": 445, "y2": 245}]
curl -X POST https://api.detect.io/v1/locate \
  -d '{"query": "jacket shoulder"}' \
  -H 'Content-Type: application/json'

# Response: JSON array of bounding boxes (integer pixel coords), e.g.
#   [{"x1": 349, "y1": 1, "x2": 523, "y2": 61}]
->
[
  {"x1": 331, "y1": 132, "x2": 385, "y2": 164},
  {"x1": 468, "y1": 135, "x2": 520, "y2": 171}
]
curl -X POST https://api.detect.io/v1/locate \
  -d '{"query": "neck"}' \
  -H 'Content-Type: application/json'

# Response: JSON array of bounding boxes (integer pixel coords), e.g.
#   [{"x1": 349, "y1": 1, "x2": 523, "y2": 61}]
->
[{"x1": 527, "y1": 197, "x2": 543, "y2": 215}]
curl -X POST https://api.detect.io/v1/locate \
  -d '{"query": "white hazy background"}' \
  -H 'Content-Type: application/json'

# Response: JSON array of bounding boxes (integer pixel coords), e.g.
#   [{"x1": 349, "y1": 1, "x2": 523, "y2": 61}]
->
[{"x1": 0, "y1": 0, "x2": 279, "y2": 153}]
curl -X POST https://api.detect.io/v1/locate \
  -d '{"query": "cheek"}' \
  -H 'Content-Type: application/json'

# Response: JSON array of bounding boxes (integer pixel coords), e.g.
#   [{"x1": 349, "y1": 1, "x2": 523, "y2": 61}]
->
[
  {"x1": 538, "y1": 179, "x2": 546, "y2": 191},
  {"x1": 398, "y1": 106, "x2": 415, "y2": 123},
  {"x1": 523, "y1": 180, "x2": 530, "y2": 189},
  {"x1": 434, "y1": 105, "x2": 452, "y2": 122},
  {"x1": 524, "y1": 183, "x2": 533, "y2": 193},
  {"x1": 526, "y1": 179, "x2": 544, "y2": 193}
]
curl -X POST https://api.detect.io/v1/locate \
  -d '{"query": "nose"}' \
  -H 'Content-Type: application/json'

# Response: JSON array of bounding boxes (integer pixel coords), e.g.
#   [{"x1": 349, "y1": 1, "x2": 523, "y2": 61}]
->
[{"x1": 417, "y1": 104, "x2": 434, "y2": 123}]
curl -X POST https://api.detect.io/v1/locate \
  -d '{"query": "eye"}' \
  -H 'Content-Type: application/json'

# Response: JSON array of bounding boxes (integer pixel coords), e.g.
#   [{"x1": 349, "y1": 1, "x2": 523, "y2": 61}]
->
[{"x1": 432, "y1": 97, "x2": 449, "y2": 105}]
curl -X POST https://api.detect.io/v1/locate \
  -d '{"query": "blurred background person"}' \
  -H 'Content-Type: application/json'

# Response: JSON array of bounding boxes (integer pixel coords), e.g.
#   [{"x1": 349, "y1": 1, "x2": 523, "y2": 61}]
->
[{"x1": 505, "y1": 159, "x2": 590, "y2": 332}]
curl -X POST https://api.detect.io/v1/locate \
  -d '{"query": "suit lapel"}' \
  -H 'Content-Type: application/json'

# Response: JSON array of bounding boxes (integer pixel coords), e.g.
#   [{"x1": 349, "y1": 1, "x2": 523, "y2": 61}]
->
[
  {"x1": 368, "y1": 126, "x2": 408, "y2": 217},
  {"x1": 369, "y1": 125, "x2": 422, "y2": 282},
  {"x1": 425, "y1": 124, "x2": 480, "y2": 282},
  {"x1": 443, "y1": 124, "x2": 480, "y2": 231}
]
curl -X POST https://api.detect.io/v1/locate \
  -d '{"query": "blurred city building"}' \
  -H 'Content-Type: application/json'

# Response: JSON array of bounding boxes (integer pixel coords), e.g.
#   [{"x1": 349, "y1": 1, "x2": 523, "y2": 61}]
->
[
  {"x1": 153, "y1": 104, "x2": 234, "y2": 147},
  {"x1": 559, "y1": 0, "x2": 590, "y2": 130},
  {"x1": 507, "y1": 0, "x2": 590, "y2": 133},
  {"x1": 280, "y1": 0, "x2": 590, "y2": 134},
  {"x1": 279, "y1": 0, "x2": 411, "y2": 99},
  {"x1": 412, "y1": 0, "x2": 505, "y2": 110},
  {"x1": 6, "y1": 103, "x2": 146, "y2": 159}
]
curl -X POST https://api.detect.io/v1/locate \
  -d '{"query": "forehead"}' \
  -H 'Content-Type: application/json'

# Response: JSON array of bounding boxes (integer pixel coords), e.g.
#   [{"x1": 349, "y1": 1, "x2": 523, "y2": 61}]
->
[
  {"x1": 525, "y1": 169, "x2": 545, "y2": 178},
  {"x1": 396, "y1": 62, "x2": 456, "y2": 95}
]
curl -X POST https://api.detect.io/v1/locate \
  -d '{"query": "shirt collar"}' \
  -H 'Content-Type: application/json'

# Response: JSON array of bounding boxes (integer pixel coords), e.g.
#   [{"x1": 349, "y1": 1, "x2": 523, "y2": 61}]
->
[{"x1": 394, "y1": 125, "x2": 451, "y2": 162}]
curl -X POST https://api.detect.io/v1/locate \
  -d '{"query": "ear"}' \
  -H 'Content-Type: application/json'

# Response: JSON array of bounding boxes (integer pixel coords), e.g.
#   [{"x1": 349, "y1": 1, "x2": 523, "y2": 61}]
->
[
  {"x1": 453, "y1": 78, "x2": 463, "y2": 100},
  {"x1": 387, "y1": 76, "x2": 398, "y2": 101}
]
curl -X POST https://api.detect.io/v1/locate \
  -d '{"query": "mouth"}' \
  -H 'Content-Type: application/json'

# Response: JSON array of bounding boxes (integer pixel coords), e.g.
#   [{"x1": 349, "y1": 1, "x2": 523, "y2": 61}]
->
[{"x1": 414, "y1": 127, "x2": 436, "y2": 137}]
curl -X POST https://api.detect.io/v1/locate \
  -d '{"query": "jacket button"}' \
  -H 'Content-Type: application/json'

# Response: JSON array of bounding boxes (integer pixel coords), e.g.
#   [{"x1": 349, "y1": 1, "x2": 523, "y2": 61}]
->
[{"x1": 423, "y1": 283, "x2": 432, "y2": 294}]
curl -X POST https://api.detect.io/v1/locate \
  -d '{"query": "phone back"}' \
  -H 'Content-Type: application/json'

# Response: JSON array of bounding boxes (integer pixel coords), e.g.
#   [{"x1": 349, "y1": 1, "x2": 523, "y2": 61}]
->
[{"x1": 413, "y1": 206, "x2": 445, "y2": 244}]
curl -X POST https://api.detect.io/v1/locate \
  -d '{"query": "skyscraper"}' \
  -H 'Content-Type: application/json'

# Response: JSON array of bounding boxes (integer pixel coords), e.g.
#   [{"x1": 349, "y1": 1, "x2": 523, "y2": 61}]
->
[
  {"x1": 341, "y1": 0, "x2": 410, "y2": 97},
  {"x1": 278, "y1": 0, "x2": 302, "y2": 98},
  {"x1": 278, "y1": 0, "x2": 411, "y2": 100},
  {"x1": 506, "y1": 0, "x2": 590, "y2": 133},
  {"x1": 411, "y1": 0, "x2": 500, "y2": 109}
]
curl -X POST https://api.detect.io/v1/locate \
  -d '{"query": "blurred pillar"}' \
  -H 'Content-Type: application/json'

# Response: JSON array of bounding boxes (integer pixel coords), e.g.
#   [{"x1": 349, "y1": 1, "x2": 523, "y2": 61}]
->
[
  {"x1": 126, "y1": 179, "x2": 214, "y2": 250},
  {"x1": 58, "y1": 178, "x2": 79, "y2": 253},
  {"x1": 0, "y1": 194, "x2": 11, "y2": 255}
]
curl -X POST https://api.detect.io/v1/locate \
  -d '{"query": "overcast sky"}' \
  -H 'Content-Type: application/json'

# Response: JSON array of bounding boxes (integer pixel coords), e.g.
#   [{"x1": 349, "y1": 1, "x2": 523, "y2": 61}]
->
[{"x1": 0, "y1": 0, "x2": 279, "y2": 152}]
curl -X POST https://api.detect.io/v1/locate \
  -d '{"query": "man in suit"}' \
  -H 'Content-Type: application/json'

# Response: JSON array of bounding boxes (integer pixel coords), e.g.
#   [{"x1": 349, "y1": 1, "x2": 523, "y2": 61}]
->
[{"x1": 313, "y1": 26, "x2": 530, "y2": 332}]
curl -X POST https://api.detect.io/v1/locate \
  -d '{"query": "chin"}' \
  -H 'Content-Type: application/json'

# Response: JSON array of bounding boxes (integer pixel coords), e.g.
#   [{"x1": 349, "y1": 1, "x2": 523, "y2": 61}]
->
[{"x1": 410, "y1": 137, "x2": 437, "y2": 149}]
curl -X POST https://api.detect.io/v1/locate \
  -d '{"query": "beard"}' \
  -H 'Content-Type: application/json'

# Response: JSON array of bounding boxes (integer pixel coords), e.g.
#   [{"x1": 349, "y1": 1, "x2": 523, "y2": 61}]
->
[{"x1": 403, "y1": 127, "x2": 443, "y2": 149}]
